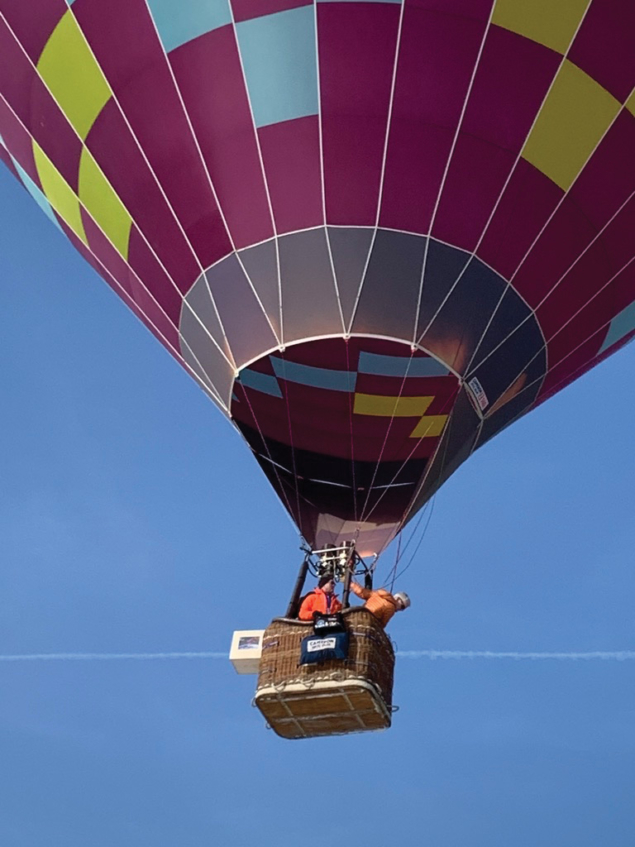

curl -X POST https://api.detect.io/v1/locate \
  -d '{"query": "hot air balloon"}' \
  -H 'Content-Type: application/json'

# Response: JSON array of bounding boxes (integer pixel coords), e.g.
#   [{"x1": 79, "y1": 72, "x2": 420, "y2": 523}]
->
[{"x1": 2, "y1": 0, "x2": 635, "y2": 736}]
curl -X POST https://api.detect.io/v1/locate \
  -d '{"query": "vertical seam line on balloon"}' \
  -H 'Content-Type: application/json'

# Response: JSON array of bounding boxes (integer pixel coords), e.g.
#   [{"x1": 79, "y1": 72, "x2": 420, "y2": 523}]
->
[
  {"x1": 0, "y1": 12, "x2": 237, "y2": 379},
  {"x1": 420, "y1": 2, "x2": 595, "y2": 373},
  {"x1": 224, "y1": 2, "x2": 285, "y2": 345},
  {"x1": 141, "y1": 0, "x2": 283, "y2": 350},
  {"x1": 344, "y1": 339, "x2": 359, "y2": 524},
  {"x1": 233, "y1": 379, "x2": 299, "y2": 523},
  {"x1": 384, "y1": 393, "x2": 461, "y2": 552},
  {"x1": 357, "y1": 350, "x2": 416, "y2": 525},
  {"x1": 344, "y1": 0, "x2": 408, "y2": 336},
  {"x1": 411, "y1": 3, "x2": 497, "y2": 346},
  {"x1": 360, "y1": 386, "x2": 459, "y2": 544},
  {"x1": 58, "y1": 6, "x2": 238, "y2": 371},
  {"x1": 271, "y1": 351, "x2": 304, "y2": 531},
  {"x1": 314, "y1": 1, "x2": 347, "y2": 333}
]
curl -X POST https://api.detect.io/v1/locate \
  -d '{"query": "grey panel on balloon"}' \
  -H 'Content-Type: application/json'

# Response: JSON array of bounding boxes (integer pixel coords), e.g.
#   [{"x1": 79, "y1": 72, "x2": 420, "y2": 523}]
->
[
  {"x1": 181, "y1": 347, "x2": 228, "y2": 414},
  {"x1": 327, "y1": 226, "x2": 374, "y2": 328},
  {"x1": 403, "y1": 389, "x2": 481, "y2": 523},
  {"x1": 416, "y1": 240, "x2": 471, "y2": 339},
  {"x1": 350, "y1": 229, "x2": 426, "y2": 339},
  {"x1": 466, "y1": 288, "x2": 546, "y2": 404},
  {"x1": 419, "y1": 256, "x2": 506, "y2": 375},
  {"x1": 469, "y1": 286, "x2": 532, "y2": 368},
  {"x1": 180, "y1": 279, "x2": 235, "y2": 405},
  {"x1": 278, "y1": 228, "x2": 343, "y2": 343},
  {"x1": 238, "y1": 239, "x2": 281, "y2": 336},
  {"x1": 468, "y1": 323, "x2": 546, "y2": 408},
  {"x1": 205, "y1": 254, "x2": 278, "y2": 368},
  {"x1": 181, "y1": 275, "x2": 228, "y2": 356}
]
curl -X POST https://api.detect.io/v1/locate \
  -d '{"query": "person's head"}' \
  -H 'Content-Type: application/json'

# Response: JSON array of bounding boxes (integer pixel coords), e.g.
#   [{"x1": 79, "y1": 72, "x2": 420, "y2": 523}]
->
[
  {"x1": 393, "y1": 591, "x2": 411, "y2": 612},
  {"x1": 318, "y1": 574, "x2": 336, "y2": 594}
]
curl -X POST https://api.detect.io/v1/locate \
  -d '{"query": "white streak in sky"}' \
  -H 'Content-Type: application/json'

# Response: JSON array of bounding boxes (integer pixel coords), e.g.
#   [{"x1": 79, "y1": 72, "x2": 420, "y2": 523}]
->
[
  {"x1": 0, "y1": 652, "x2": 226, "y2": 662},
  {"x1": 398, "y1": 650, "x2": 635, "y2": 661},
  {"x1": 0, "y1": 650, "x2": 633, "y2": 663}
]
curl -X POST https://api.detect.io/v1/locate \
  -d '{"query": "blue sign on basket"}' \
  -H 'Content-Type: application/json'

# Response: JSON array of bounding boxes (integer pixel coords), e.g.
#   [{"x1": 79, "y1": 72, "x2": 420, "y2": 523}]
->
[{"x1": 300, "y1": 631, "x2": 349, "y2": 665}]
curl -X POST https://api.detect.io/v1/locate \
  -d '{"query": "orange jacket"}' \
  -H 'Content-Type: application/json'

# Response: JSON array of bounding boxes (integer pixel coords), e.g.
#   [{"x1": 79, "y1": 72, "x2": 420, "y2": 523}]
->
[
  {"x1": 350, "y1": 582, "x2": 399, "y2": 628},
  {"x1": 298, "y1": 588, "x2": 343, "y2": 620}
]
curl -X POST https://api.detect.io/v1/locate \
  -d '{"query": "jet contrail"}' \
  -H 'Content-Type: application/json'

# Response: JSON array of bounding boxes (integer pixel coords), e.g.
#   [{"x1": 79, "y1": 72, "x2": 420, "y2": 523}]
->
[
  {"x1": 0, "y1": 651, "x2": 227, "y2": 662},
  {"x1": 398, "y1": 650, "x2": 635, "y2": 661},
  {"x1": 0, "y1": 650, "x2": 633, "y2": 662}
]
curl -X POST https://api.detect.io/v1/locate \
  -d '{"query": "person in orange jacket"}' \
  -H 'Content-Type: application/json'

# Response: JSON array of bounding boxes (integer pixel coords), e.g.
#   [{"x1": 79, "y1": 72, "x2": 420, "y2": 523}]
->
[
  {"x1": 349, "y1": 581, "x2": 410, "y2": 628},
  {"x1": 298, "y1": 574, "x2": 343, "y2": 620}
]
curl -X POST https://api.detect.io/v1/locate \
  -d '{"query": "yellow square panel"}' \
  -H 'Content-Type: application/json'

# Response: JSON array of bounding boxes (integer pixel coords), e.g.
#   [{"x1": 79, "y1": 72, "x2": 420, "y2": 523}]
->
[
  {"x1": 353, "y1": 393, "x2": 433, "y2": 417},
  {"x1": 33, "y1": 142, "x2": 86, "y2": 243},
  {"x1": 38, "y1": 11, "x2": 111, "y2": 140},
  {"x1": 78, "y1": 149, "x2": 132, "y2": 258},
  {"x1": 493, "y1": 0, "x2": 590, "y2": 55},
  {"x1": 522, "y1": 60, "x2": 619, "y2": 190},
  {"x1": 409, "y1": 415, "x2": 448, "y2": 438}
]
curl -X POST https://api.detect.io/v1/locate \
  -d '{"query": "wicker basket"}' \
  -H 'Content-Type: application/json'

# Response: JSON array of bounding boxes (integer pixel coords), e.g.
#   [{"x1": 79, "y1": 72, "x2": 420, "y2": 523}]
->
[{"x1": 254, "y1": 607, "x2": 395, "y2": 739}]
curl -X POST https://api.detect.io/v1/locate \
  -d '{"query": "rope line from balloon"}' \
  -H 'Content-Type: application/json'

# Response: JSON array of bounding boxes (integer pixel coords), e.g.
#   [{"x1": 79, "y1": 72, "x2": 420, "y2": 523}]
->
[
  {"x1": 378, "y1": 394, "x2": 461, "y2": 586},
  {"x1": 235, "y1": 377, "x2": 300, "y2": 526},
  {"x1": 357, "y1": 348, "x2": 417, "y2": 524},
  {"x1": 343, "y1": 340, "x2": 360, "y2": 524},
  {"x1": 275, "y1": 351, "x2": 305, "y2": 535},
  {"x1": 359, "y1": 382, "x2": 461, "y2": 536}
]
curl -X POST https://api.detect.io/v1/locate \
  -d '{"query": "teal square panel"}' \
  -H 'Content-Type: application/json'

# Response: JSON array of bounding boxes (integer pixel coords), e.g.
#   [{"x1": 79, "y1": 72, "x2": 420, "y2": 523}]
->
[
  {"x1": 236, "y1": 5, "x2": 318, "y2": 128},
  {"x1": 13, "y1": 159, "x2": 62, "y2": 230},
  {"x1": 147, "y1": 0, "x2": 232, "y2": 52},
  {"x1": 600, "y1": 301, "x2": 635, "y2": 353}
]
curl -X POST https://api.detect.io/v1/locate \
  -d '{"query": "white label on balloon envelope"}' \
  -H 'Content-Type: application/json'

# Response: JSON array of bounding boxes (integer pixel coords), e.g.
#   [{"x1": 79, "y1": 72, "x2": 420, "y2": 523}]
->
[
  {"x1": 468, "y1": 377, "x2": 489, "y2": 411},
  {"x1": 307, "y1": 637, "x2": 337, "y2": 652}
]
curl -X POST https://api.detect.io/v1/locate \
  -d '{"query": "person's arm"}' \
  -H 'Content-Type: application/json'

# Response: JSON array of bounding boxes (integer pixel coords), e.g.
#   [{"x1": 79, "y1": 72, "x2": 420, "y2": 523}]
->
[
  {"x1": 298, "y1": 593, "x2": 316, "y2": 620},
  {"x1": 350, "y1": 580, "x2": 371, "y2": 601}
]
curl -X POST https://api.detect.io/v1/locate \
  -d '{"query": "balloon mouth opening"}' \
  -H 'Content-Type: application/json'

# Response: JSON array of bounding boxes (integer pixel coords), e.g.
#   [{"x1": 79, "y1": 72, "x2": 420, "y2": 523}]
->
[{"x1": 229, "y1": 335, "x2": 459, "y2": 553}]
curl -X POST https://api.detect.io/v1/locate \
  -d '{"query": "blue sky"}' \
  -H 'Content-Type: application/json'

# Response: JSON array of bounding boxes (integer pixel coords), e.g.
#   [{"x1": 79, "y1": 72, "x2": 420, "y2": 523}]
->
[{"x1": 1, "y1": 163, "x2": 634, "y2": 846}]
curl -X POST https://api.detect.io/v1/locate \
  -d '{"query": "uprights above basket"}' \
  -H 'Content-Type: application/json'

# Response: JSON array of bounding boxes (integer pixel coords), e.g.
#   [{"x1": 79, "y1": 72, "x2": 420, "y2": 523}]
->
[
  {"x1": 313, "y1": 541, "x2": 357, "y2": 583},
  {"x1": 286, "y1": 541, "x2": 375, "y2": 617}
]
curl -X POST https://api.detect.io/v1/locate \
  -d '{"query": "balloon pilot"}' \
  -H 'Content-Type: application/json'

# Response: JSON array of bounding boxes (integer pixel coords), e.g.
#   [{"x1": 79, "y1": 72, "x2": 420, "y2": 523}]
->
[
  {"x1": 298, "y1": 574, "x2": 343, "y2": 620},
  {"x1": 349, "y1": 580, "x2": 411, "y2": 628}
]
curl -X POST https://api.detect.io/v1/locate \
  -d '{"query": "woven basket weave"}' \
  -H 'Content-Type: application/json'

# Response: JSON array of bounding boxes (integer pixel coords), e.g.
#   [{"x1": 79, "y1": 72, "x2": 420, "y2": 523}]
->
[{"x1": 254, "y1": 607, "x2": 395, "y2": 738}]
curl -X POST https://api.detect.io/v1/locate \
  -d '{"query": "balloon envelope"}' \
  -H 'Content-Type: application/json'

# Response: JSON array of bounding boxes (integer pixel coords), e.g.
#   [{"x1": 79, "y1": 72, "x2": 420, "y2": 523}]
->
[{"x1": 1, "y1": 0, "x2": 635, "y2": 554}]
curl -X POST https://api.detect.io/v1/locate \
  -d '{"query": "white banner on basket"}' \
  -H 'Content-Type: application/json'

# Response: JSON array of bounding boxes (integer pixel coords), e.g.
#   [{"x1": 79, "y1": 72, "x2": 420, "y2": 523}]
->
[{"x1": 306, "y1": 637, "x2": 337, "y2": 653}]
